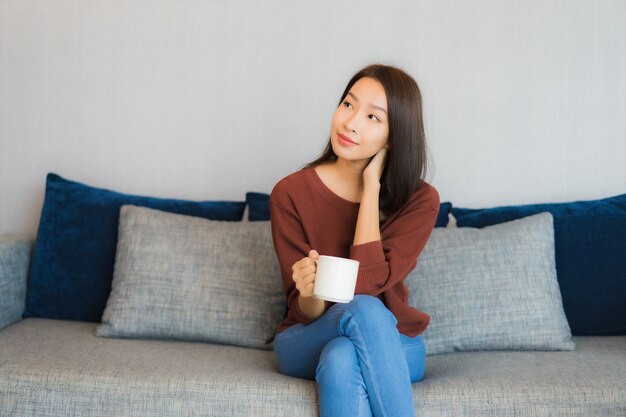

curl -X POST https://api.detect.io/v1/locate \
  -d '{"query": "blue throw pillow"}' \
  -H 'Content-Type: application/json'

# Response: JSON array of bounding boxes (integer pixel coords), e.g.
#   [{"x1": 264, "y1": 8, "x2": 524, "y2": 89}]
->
[
  {"x1": 24, "y1": 173, "x2": 246, "y2": 323},
  {"x1": 247, "y1": 192, "x2": 453, "y2": 227},
  {"x1": 435, "y1": 202, "x2": 452, "y2": 228},
  {"x1": 451, "y1": 193, "x2": 626, "y2": 336},
  {"x1": 246, "y1": 192, "x2": 271, "y2": 221}
]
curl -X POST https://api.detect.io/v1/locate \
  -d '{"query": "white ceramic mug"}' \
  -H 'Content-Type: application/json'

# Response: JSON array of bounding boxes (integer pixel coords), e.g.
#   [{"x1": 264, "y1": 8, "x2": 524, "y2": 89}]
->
[{"x1": 313, "y1": 255, "x2": 359, "y2": 303}]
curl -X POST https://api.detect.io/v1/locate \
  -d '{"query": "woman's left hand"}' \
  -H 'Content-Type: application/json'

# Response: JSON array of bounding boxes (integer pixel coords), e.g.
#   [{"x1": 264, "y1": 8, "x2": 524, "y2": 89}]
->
[{"x1": 363, "y1": 146, "x2": 388, "y2": 187}]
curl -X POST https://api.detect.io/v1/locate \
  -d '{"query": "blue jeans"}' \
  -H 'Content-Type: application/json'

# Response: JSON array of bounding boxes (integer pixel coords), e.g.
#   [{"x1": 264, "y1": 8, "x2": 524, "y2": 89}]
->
[{"x1": 274, "y1": 295, "x2": 426, "y2": 417}]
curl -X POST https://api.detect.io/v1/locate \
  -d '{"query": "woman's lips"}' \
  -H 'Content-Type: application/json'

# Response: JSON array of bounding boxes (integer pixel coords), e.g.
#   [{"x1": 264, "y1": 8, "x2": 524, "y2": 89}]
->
[{"x1": 338, "y1": 134, "x2": 358, "y2": 146}]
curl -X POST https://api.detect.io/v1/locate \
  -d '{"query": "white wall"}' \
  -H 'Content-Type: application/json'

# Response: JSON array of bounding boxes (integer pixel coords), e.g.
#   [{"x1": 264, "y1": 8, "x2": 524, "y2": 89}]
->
[{"x1": 1, "y1": 0, "x2": 625, "y2": 235}]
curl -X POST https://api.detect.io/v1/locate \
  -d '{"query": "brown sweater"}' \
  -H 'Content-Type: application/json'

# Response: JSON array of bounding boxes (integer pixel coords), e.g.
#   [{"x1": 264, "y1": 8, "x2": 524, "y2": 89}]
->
[{"x1": 269, "y1": 167, "x2": 440, "y2": 337}]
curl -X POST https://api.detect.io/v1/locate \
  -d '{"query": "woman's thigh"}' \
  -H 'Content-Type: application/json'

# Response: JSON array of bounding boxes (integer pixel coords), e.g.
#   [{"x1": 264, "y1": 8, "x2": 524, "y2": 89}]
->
[
  {"x1": 275, "y1": 299, "x2": 427, "y2": 383},
  {"x1": 274, "y1": 295, "x2": 396, "y2": 379}
]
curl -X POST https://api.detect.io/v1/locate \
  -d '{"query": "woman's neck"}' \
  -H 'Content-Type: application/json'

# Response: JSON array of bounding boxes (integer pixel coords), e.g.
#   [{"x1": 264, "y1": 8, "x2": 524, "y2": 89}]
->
[
  {"x1": 334, "y1": 158, "x2": 366, "y2": 187},
  {"x1": 315, "y1": 158, "x2": 366, "y2": 203}
]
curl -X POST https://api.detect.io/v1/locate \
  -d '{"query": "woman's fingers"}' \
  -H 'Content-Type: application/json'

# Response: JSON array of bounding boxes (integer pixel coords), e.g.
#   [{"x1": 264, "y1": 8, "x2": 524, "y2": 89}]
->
[
  {"x1": 300, "y1": 281, "x2": 315, "y2": 297},
  {"x1": 292, "y1": 256, "x2": 315, "y2": 272},
  {"x1": 298, "y1": 274, "x2": 316, "y2": 291},
  {"x1": 292, "y1": 258, "x2": 316, "y2": 296},
  {"x1": 363, "y1": 147, "x2": 388, "y2": 185},
  {"x1": 293, "y1": 266, "x2": 316, "y2": 286},
  {"x1": 293, "y1": 262, "x2": 315, "y2": 278},
  {"x1": 291, "y1": 250, "x2": 319, "y2": 297},
  {"x1": 293, "y1": 270, "x2": 315, "y2": 297}
]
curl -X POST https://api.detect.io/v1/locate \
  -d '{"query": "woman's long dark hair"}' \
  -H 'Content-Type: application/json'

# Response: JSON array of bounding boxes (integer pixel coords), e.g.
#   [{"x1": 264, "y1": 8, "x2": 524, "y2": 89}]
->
[{"x1": 303, "y1": 64, "x2": 430, "y2": 221}]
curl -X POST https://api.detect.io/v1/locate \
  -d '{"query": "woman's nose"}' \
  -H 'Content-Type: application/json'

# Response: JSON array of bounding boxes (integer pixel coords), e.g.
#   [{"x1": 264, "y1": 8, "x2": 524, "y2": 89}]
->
[{"x1": 344, "y1": 113, "x2": 358, "y2": 133}]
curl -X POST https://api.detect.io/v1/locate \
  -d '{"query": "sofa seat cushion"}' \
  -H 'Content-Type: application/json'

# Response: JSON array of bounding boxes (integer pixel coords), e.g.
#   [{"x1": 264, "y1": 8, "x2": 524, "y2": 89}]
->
[
  {"x1": 0, "y1": 319, "x2": 317, "y2": 417},
  {"x1": 417, "y1": 339, "x2": 626, "y2": 416},
  {"x1": 1, "y1": 319, "x2": 625, "y2": 417}
]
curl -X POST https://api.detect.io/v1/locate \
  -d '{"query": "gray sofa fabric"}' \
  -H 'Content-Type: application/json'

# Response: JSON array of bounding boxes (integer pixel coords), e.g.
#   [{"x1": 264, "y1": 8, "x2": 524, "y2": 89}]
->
[
  {"x1": 1, "y1": 319, "x2": 318, "y2": 417},
  {"x1": 0, "y1": 235, "x2": 32, "y2": 330},
  {"x1": 1, "y1": 319, "x2": 624, "y2": 417}
]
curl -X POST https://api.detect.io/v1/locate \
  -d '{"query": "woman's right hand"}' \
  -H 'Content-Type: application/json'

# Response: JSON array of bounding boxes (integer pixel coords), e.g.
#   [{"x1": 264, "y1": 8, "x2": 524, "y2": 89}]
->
[{"x1": 291, "y1": 249, "x2": 320, "y2": 298}]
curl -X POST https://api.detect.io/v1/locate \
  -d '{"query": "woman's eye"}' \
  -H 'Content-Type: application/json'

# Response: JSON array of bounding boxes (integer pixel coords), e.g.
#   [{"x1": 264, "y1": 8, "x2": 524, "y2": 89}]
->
[
  {"x1": 369, "y1": 114, "x2": 380, "y2": 122},
  {"x1": 343, "y1": 101, "x2": 353, "y2": 109}
]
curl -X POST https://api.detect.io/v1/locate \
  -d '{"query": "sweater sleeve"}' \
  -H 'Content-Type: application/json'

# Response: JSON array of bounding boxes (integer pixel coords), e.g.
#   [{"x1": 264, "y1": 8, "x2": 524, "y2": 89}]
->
[
  {"x1": 350, "y1": 184, "x2": 440, "y2": 295},
  {"x1": 269, "y1": 185, "x2": 329, "y2": 325}
]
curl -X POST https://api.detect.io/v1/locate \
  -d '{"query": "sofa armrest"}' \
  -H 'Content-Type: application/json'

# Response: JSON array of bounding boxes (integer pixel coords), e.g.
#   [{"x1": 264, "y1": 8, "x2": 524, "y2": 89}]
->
[{"x1": 0, "y1": 234, "x2": 34, "y2": 330}]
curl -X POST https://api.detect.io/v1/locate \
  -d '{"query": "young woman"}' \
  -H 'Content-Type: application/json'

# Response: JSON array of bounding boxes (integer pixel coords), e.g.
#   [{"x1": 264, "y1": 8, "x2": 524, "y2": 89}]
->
[{"x1": 269, "y1": 64, "x2": 440, "y2": 417}]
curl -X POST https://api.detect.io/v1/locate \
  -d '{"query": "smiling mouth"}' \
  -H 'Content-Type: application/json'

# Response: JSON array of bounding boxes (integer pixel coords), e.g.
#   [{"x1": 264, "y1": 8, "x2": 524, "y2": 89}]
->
[{"x1": 338, "y1": 134, "x2": 358, "y2": 145}]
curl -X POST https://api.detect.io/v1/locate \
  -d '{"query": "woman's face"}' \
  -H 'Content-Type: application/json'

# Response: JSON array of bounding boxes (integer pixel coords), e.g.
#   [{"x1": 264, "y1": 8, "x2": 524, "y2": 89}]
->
[{"x1": 330, "y1": 77, "x2": 390, "y2": 165}]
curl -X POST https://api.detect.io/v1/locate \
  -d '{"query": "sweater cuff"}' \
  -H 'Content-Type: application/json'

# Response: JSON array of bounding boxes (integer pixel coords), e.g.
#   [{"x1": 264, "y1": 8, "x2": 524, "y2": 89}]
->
[{"x1": 350, "y1": 240, "x2": 386, "y2": 266}]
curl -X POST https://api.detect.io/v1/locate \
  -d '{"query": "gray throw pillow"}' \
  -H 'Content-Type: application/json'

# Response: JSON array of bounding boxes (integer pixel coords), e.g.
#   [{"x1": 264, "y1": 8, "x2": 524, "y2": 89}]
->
[
  {"x1": 96, "y1": 205, "x2": 284, "y2": 350},
  {"x1": 407, "y1": 212, "x2": 575, "y2": 355}
]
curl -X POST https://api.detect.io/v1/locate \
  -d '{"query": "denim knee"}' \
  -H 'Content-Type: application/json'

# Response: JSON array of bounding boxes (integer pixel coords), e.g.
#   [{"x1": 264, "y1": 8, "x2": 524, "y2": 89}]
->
[
  {"x1": 341, "y1": 295, "x2": 398, "y2": 329},
  {"x1": 315, "y1": 337, "x2": 359, "y2": 384}
]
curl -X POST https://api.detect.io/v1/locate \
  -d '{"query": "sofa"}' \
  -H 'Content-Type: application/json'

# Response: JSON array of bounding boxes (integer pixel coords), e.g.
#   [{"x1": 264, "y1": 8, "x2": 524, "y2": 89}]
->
[{"x1": 1, "y1": 173, "x2": 625, "y2": 417}]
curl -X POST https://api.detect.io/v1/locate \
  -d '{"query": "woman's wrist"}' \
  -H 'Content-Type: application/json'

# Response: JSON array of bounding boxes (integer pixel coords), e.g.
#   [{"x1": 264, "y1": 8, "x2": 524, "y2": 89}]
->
[
  {"x1": 297, "y1": 293, "x2": 326, "y2": 319},
  {"x1": 363, "y1": 180, "x2": 381, "y2": 196}
]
